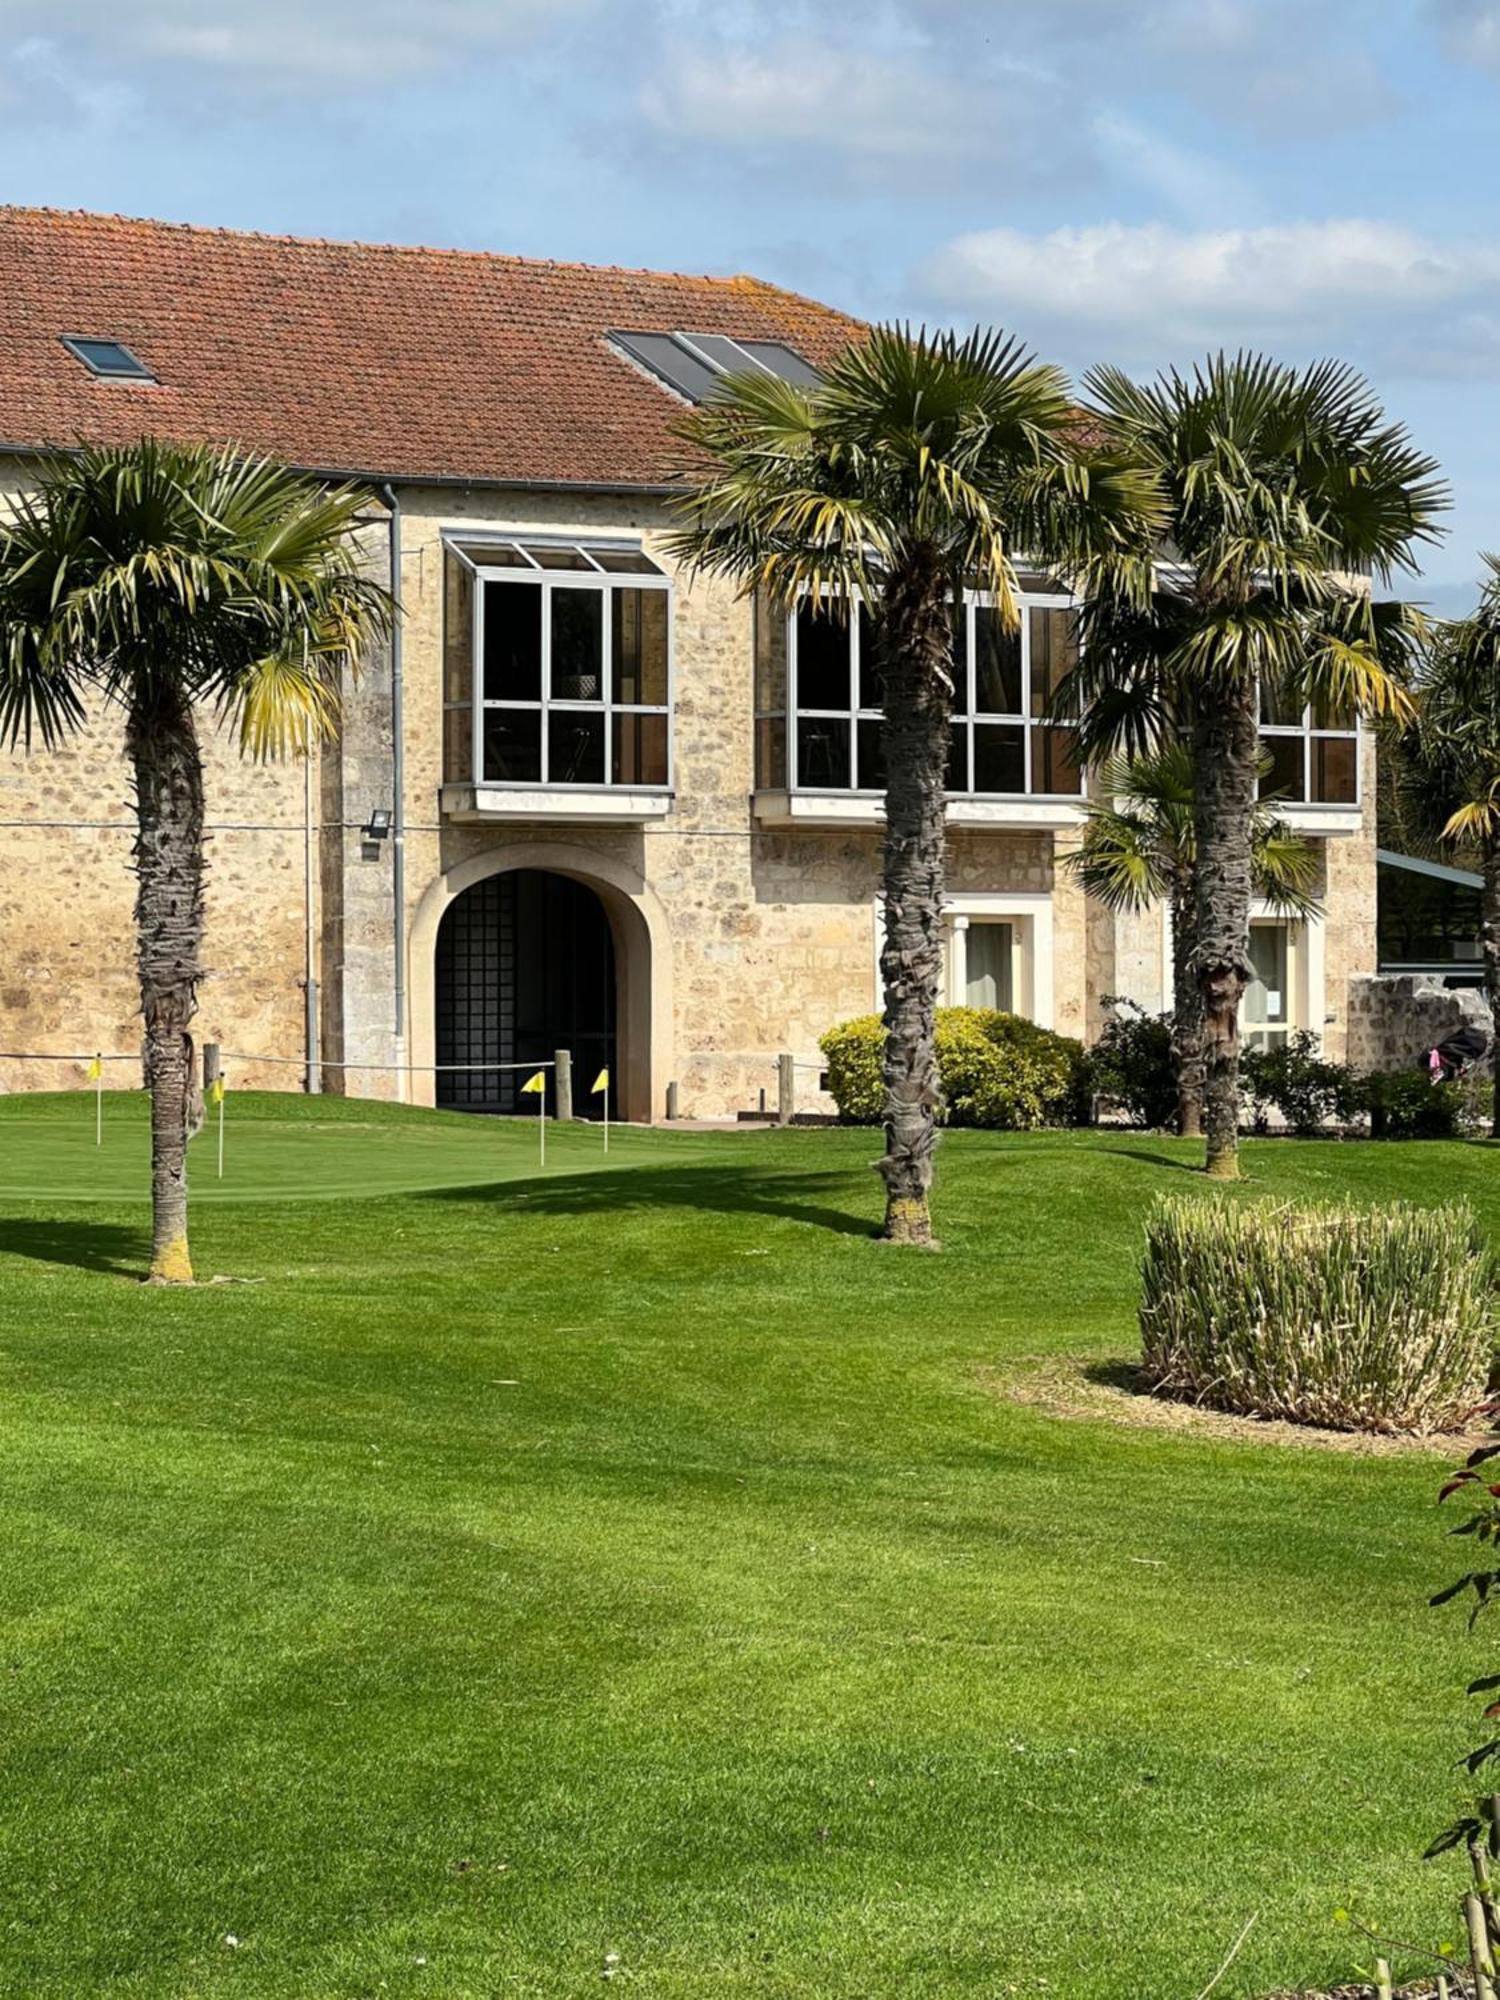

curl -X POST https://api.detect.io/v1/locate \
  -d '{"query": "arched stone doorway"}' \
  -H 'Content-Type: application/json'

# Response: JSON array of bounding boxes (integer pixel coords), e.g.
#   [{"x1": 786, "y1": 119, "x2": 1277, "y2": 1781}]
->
[
  {"x1": 435, "y1": 870, "x2": 616, "y2": 1116},
  {"x1": 410, "y1": 842, "x2": 671, "y2": 1124}
]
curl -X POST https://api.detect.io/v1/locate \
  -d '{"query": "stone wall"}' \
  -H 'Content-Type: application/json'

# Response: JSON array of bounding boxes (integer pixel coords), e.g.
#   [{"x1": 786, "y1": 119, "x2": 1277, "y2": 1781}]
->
[
  {"x1": 0, "y1": 467, "x2": 1386, "y2": 1120},
  {"x1": 1319, "y1": 730, "x2": 1379, "y2": 1063},
  {"x1": 383, "y1": 486, "x2": 1103, "y2": 1120},
  {"x1": 1346, "y1": 973, "x2": 1489, "y2": 1074},
  {"x1": 0, "y1": 694, "x2": 314, "y2": 1096}
]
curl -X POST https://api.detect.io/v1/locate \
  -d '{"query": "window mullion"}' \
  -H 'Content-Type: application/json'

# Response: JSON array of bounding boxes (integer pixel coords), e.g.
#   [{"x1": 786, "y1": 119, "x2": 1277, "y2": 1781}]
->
[
  {"x1": 1021, "y1": 601, "x2": 1033, "y2": 796},
  {"x1": 603, "y1": 580, "x2": 614, "y2": 784},
  {"x1": 788, "y1": 608, "x2": 799, "y2": 793},
  {"x1": 849, "y1": 613, "x2": 860, "y2": 790},
  {"x1": 540, "y1": 580, "x2": 551, "y2": 784},
  {"x1": 472, "y1": 576, "x2": 483, "y2": 786}
]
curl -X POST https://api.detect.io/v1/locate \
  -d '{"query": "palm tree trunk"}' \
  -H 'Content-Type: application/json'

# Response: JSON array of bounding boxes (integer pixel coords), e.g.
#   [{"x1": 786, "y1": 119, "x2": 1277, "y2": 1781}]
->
[
  {"x1": 1484, "y1": 840, "x2": 1500, "y2": 1142},
  {"x1": 1170, "y1": 874, "x2": 1205, "y2": 1137},
  {"x1": 877, "y1": 551, "x2": 952, "y2": 1247},
  {"x1": 1191, "y1": 676, "x2": 1259, "y2": 1179},
  {"x1": 127, "y1": 684, "x2": 205, "y2": 1284}
]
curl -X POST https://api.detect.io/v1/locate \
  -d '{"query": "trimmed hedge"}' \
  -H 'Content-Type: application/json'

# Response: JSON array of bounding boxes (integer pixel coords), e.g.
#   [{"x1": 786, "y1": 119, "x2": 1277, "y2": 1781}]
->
[
  {"x1": 819, "y1": 1008, "x2": 1087, "y2": 1130},
  {"x1": 1139, "y1": 1196, "x2": 1494, "y2": 1434}
]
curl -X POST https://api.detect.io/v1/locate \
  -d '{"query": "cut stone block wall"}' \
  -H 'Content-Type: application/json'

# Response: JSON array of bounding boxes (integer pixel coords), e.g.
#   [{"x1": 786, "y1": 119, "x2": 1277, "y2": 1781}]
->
[
  {"x1": 0, "y1": 467, "x2": 1385, "y2": 1120},
  {"x1": 1346, "y1": 974, "x2": 1490, "y2": 1074}
]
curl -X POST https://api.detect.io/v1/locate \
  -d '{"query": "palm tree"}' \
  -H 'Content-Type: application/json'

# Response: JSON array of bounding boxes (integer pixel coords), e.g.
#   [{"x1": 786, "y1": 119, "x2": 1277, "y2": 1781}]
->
[
  {"x1": 0, "y1": 440, "x2": 389, "y2": 1282},
  {"x1": 1074, "y1": 355, "x2": 1444, "y2": 1177},
  {"x1": 1396, "y1": 556, "x2": 1500, "y2": 1135},
  {"x1": 668, "y1": 326, "x2": 1162, "y2": 1244},
  {"x1": 1066, "y1": 743, "x2": 1319, "y2": 1133}
]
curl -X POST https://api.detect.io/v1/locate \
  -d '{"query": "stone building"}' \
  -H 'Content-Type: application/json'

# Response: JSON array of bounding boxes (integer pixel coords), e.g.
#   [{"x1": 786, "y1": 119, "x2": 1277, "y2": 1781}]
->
[{"x1": 0, "y1": 208, "x2": 1377, "y2": 1118}]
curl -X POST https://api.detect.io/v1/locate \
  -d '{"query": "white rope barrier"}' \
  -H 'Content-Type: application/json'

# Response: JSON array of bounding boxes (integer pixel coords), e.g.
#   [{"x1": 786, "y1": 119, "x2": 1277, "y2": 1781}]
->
[
  {"x1": 222, "y1": 1055, "x2": 557, "y2": 1073},
  {"x1": 0, "y1": 1052, "x2": 557, "y2": 1074},
  {"x1": 0, "y1": 1052, "x2": 137, "y2": 1064}
]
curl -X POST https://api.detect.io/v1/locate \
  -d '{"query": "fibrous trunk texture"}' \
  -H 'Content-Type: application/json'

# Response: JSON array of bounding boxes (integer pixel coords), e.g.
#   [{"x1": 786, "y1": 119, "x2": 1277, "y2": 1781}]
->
[
  {"x1": 127, "y1": 684, "x2": 206, "y2": 1284},
  {"x1": 1190, "y1": 676, "x2": 1259, "y2": 1178},
  {"x1": 1485, "y1": 841, "x2": 1500, "y2": 1141},
  {"x1": 1170, "y1": 874, "x2": 1205, "y2": 1137},
  {"x1": 877, "y1": 552, "x2": 953, "y2": 1247}
]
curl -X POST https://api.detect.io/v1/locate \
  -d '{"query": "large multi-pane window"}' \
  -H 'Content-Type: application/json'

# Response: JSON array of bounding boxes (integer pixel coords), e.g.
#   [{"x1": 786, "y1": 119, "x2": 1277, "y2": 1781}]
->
[
  {"x1": 444, "y1": 539, "x2": 671, "y2": 789},
  {"x1": 755, "y1": 591, "x2": 1084, "y2": 798},
  {"x1": 1259, "y1": 682, "x2": 1359, "y2": 805}
]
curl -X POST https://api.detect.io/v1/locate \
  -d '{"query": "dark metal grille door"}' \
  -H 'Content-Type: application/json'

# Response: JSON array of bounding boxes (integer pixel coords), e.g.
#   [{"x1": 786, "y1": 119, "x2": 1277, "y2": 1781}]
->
[{"x1": 435, "y1": 870, "x2": 617, "y2": 1116}]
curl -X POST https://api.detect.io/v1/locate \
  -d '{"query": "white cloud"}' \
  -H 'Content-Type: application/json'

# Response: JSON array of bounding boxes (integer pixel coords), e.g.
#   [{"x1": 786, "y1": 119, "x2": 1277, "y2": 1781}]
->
[
  {"x1": 917, "y1": 218, "x2": 1500, "y2": 377},
  {"x1": 911, "y1": 210, "x2": 1500, "y2": 418},
  {"x1": 0, "y1": 0, "x2": 587, "y2": 90},
  {"x1": 1431, "y1": 0, "x2": 1500, "y2": 70},
  {"x1": 638, "y1": 37, "x2": 1086, "y2": 187},
  {"x1": 1091, "y1": 114, "x2": 1260, "y2": 227}
]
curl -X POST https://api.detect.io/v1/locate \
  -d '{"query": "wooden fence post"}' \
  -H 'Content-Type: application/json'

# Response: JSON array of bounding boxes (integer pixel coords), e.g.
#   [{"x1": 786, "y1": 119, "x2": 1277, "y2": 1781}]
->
[
  {"x1": 665, "y1": 1080, "x2": 679, "y2": 1122},
  {"x1": 777, "y1": 1052, "x2": 795, "y2": 1127},
  {"x1": 554, "y1": 1049, "x2": 573, "y2": 1123},
  {"x1": 203, "y1": 1043, "x2": 221, "y2": 1094}
]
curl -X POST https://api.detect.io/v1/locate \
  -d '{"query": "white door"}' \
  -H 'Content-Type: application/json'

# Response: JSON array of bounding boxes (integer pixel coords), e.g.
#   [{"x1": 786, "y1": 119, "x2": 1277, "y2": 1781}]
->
[{"x1": 1243, "y1": 922, "x2": 1291, "y2": 1051}]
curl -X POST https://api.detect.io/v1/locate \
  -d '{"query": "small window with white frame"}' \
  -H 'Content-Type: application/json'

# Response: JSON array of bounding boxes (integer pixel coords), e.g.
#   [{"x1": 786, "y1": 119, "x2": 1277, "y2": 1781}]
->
[
  {"x1": 444, "y1": 538, "x2": 672, "y2": 790},
  {"x1": 779, "y1": 590, "x2": 1083, "y2": 799},
  {"x1": 1259, "y1": 682, "x2": 1358, "y2": 805}
]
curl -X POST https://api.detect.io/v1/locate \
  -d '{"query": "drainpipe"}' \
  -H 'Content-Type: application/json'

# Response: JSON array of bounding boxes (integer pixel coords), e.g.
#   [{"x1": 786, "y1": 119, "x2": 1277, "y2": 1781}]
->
[{"x1": 379, "y1": 482, "x2": 407, "y2": 1098}]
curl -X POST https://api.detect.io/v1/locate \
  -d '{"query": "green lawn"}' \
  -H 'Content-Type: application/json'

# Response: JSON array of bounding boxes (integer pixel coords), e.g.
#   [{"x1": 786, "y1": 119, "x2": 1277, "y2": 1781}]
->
[{"x1": 0, "y1": 1093, "x2": 1491, "y2": 1998}]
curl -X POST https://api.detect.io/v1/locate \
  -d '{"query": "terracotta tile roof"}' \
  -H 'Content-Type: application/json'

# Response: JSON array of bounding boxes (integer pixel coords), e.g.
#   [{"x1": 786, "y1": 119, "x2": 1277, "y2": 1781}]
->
[{"x1": 0, "y1": 206, "x2": 865, "y2": 489}]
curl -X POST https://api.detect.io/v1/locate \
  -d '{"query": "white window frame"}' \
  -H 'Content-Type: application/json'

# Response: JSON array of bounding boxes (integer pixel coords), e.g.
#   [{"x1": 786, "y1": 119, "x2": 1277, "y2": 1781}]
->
[
  {"x1": 445, "y1": 537, "x2": 673, "y2": 793},
  {"x1": 1259, "y1": 701, "x2": 1361, "y2": 809},
  {"x1": 870, "y1": 889, "x2": 1056, "y2": 1027},
  {"x1": 788, "y1": 590, "x2": 1084, "y2": 803}
]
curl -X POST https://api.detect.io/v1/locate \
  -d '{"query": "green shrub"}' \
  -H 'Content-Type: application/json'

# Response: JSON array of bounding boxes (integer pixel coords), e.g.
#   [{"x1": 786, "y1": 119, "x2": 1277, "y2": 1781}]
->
[
  {"x1": 1139, "y1": 1196, "x2": 1494, "y2": 1434},
  {"x1": 818, "y1": 1008, "x2": 1086, "y2": 1130},
  {"x1": 1362, "y1": 1068, "x2": 1468, "y2": 1139},
  {"x1": 1240, "y1": 1029, "x2": 1363, "y2": 1135},
  {"x1": 1089, "y1": 999, "x2": 1177, "y2": 1129}
]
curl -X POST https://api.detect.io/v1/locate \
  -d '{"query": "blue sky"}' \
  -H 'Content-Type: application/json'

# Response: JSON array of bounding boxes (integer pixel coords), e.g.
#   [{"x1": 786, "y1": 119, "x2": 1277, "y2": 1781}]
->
[{"x1": 1, "y1": 0, "x2": 1496, "y2": 609}]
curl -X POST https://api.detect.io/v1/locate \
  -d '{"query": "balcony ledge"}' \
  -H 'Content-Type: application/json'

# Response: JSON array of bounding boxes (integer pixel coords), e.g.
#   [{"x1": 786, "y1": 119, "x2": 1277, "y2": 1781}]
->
[
  {"x1": 441, "y1": 783, "x2": 673, "y2": 826},
  {"x1": 1278, "y1": 804, "x2": 1363, "y2": 836},
  {"x1": 753, "y1": 790, "x2": 1086, "y2": 831}
]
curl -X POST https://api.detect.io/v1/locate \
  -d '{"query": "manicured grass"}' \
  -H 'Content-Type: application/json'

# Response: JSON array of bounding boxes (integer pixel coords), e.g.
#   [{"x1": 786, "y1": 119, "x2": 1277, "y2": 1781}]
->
[{"x1": 0, "y1": 1094, "x2": 1493, "y2": 1997}]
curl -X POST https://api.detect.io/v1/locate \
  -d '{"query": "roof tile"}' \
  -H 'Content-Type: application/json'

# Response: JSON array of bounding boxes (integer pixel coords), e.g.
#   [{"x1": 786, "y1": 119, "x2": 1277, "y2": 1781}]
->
[{"x1": 0, "y1": 207, "x2": 864, "y2": 488}]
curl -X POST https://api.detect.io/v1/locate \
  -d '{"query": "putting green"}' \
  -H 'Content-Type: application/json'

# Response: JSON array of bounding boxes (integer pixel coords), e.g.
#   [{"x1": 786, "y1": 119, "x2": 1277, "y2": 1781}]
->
[{"x1": 0, "y1": 1089, "x2": 701, "y2": 1203}]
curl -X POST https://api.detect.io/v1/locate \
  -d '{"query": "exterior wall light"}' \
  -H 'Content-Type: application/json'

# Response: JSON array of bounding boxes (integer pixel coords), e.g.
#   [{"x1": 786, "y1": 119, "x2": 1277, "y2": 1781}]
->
[{"x1": 363, "y1": 808, "x2": 393, "y2": 841}]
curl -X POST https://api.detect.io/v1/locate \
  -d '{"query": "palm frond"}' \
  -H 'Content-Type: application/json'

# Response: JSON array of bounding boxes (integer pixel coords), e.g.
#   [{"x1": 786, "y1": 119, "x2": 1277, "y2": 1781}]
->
[
  {"x1": 0, "y1": 439, "x2": 391, "y2": 754},
  {"x1": 667, "y1": 321, "x2": 1162, "y2": 680}
]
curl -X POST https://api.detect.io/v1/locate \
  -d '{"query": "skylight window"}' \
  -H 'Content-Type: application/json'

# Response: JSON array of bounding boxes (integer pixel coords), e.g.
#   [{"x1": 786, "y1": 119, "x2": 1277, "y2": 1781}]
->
[
  {"x1": 610, "y1": 330, "x2": 818, "y2": 404},
  {"x1": 60, "y1": 336, "x2": 156, "y2": 382}
]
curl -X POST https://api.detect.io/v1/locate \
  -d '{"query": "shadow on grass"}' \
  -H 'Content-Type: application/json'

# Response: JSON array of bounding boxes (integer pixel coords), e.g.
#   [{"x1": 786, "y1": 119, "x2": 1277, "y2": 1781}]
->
[
  {"x1": 1084, "y1": 1357, "x2": 1149, "y2": 1395},
  {"x1": 0, "y1": 1215, "x2": 147, "y2": 1277},
  {"x1": 417, "y1": 1161, "x2": 877, "y2": 1239},
  {"x1": 1095, "y1": 1143, "x2": 1204, "y2": 1176}
]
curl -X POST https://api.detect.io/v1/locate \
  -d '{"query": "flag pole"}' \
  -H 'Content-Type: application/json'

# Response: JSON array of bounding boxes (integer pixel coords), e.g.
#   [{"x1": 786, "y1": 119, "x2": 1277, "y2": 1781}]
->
[
  {"x1": 539, "y1": 1073, "x2": 546, "y2": 1170},
  {"x1": 217, "y1": 1077, "x2": 226, "y2": 1180},
  {"x1": 94, "y1": 1054, "x2": 103, "y2": 1147},
  {"x1": 603, "y1": 1073, "x2": 609, "y2": 1154}
]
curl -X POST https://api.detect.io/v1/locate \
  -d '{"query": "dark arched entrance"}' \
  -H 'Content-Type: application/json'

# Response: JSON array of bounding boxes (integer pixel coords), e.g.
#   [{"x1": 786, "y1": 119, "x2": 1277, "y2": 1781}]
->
[{"x1": 435, "y1": 869, "x2": 617, "y2": 1115}]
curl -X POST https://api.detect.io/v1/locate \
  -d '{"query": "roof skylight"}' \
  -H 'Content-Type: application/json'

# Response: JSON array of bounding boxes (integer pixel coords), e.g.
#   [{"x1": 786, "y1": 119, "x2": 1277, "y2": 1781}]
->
[
  {"x1": 60, "y1": 336, "x2": 156, "y2": 382},
  {"x1": 610, "y1": 330, "x2": 819, "y2": 404}
]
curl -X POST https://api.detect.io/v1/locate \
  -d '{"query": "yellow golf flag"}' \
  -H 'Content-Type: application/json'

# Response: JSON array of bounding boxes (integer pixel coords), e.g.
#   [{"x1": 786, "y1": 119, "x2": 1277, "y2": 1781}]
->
[
  {"x1": 86, "y1": 1056, "x2": 102, "y2": 1082},
  {"x1": 591, "y1": 1068, "x2": 610, "y2": 1095},
  {"x1": 208, "y1": 1075, "x2": 226, "y2": 1106},
  {"x1": 520, "y1": 1071, "x2": 547, "y2": 1095}
]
